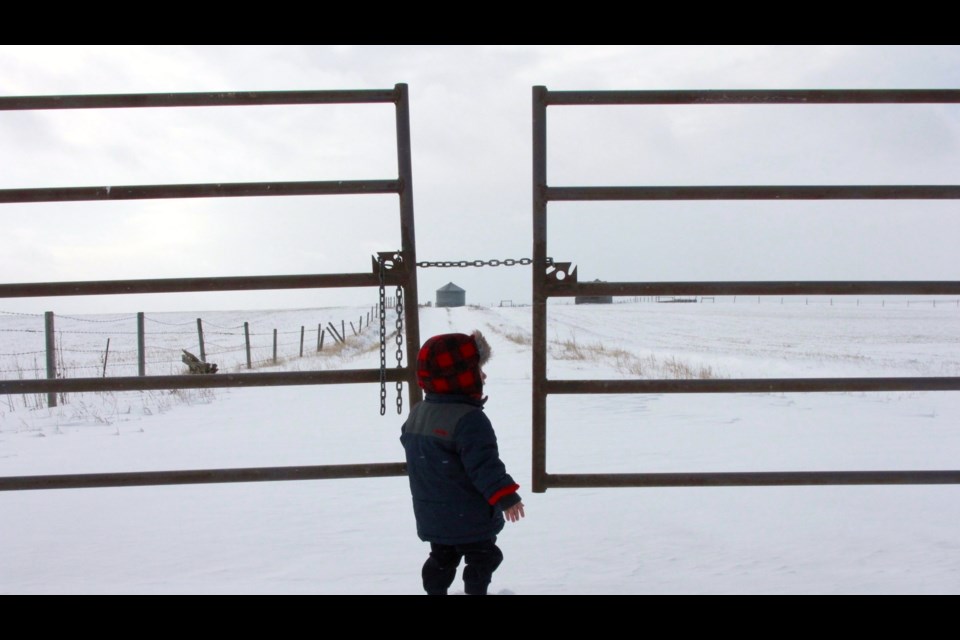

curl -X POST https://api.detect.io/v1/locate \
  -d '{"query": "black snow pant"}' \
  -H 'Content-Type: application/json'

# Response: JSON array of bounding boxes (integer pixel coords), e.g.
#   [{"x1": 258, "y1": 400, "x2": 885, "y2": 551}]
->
[{"x1": 422, "y1": 538, "x2": 503, "y2": 595}]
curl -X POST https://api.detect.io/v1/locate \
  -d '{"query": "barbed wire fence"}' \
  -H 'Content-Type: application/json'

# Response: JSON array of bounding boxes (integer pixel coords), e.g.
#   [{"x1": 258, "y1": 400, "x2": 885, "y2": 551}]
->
[{"x1": 0, "y1": 303, "x2": 385, "y2": 409}]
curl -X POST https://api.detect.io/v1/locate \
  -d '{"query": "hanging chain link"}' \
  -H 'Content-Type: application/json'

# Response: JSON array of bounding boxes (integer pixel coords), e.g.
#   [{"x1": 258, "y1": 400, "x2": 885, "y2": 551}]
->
[
  {"x1": 378, "y1": 256, "x2": 388, "y2": 416},
  {"x1": 378, "y1": 252, "x2": 406, "y2": 416},
  {"x1": 395, "y1": 277, "x2": 404, "y2": 415},
  {"x1": 416, "y1": 257, "x2": 552, "y2": 269}
]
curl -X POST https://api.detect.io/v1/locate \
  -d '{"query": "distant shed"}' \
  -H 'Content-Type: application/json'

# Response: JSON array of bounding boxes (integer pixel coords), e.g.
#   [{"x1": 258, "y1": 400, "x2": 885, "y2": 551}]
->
[
  {"x1": 436, "y1": 282, "x2": 466, "y2": 308},
  {"x1": 575, "y1": 280, "x2": 613, "y2": 305}
]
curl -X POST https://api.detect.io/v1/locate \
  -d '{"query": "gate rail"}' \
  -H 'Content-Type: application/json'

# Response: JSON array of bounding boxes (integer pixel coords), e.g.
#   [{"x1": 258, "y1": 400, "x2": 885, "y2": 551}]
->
[
  {"x1": 0, "y1": 85, "x2": 422, "y2": 491},
  {"x1": 531, "y1": 87, "x2": 960, "y2": 492}
]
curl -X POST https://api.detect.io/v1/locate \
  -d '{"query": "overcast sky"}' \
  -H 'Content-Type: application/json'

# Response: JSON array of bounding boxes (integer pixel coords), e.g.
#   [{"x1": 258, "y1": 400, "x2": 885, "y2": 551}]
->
[{"x1": 1, "y1": 45, "x2": 958, "y2": 314}]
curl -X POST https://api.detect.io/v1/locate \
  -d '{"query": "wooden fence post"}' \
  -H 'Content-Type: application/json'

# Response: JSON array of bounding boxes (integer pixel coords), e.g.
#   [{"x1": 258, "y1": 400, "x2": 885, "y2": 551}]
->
[
  {"x1": 273, "y1": 329, "x2": 278, "y2": 364},
  {"x1": 318, "y1": 327, "x2": 325, "y2": 352},
  {"x1": 300, "y1": 326, "x2": 305, "y2": 357},
  {"x1": 137, "y1": 312, "x2": 146, "y2": 376},
  {"x1": 342, "y1": 320, "x2": 346, "y2": 342},
  {"x1": 197, "y1": 318, "x2": 206, "y2": 362},
  {"x1": 244, "y1": 322, "x2": 252, "y2": 369},
  {"x1": 103, "y1": 338, "x2": 110, "y2": 378},
  {"x1": 350, "y1": 321, "x2": 357, "y2": 336},
  {"x1": 44, "y1": 311, "x2": 57, "y2": 408}
]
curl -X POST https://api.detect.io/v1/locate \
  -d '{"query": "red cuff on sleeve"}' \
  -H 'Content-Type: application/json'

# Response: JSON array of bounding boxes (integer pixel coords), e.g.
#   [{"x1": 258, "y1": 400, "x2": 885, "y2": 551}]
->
[{"x1": 488, "y1": 483, "x2": 520, "y2": 505}]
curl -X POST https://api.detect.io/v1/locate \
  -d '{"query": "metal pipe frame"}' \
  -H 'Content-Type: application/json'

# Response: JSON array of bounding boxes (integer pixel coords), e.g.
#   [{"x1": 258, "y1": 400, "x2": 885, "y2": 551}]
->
[
  {"x1": 547, "y1": 377, "x2": 960, "y2": 395},
  {"x1": 0, "y1": 368, "x2": 408, "y2": 395},
  {"x1": 0, "y1": 180, "x2": 400, "y2": 204},
  {"x1": 532, "y1": 86, "x2": 960, "y2": 493},
  {"x1": 546, "y1": 471, "x2": 960, "y2": 489},
  {"x1": 544, "y1": 89, "x2": 960, "y2": 106},
  {"x1": 0, "y1": 89, "x2": 398, "y2": 111},
  {"x1": 0, "y1": 272, "x2": 402, "y2": 299},
  {"x1": 547, "y1": 281, "x2": 960, "y2": 298},
  {"x1": 547, "y1": 185, "x2": 960, "y2": 201},
  {"x1": 0, "y1": 462, "x2": 408, "y2": 492},
  {"x1": 532, "y1": 87, "x2": 549, "y2": 493},
  {"x1": 0, "y1": 84, "x2": 421, "y2": 491},
  {"x1": 395, "y1": 83, "x2": 424, "y2": 409}
]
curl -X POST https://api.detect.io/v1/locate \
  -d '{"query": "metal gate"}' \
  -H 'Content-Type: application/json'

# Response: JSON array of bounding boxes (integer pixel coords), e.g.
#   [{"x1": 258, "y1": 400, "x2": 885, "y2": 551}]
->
[
  {"x1": 0, "y1": 84, "x2": 422, "y2": 491},
  {"x1": 532, "y1": 87, "x2": 960, "y2": 492}
]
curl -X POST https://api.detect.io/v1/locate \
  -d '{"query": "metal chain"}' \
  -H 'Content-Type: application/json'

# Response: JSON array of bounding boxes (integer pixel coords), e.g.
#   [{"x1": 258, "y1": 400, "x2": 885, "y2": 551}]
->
[
  {"x1": 378, "y1": 256, "x2": 387, "y2": 416},
  {"x1": 395, "y1": 278, "x2": 404, "y2": 415},
  {"x1": 376, "y1": 253, "x2": 543, "y2": 415},
  {"x1": 416, "y1": 257, "x2": 552, "y2": 268}
]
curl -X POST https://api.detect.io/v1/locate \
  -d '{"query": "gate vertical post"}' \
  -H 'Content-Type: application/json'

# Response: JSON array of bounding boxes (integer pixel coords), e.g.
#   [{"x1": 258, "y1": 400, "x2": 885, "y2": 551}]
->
[
  {"x1": 395, "y1": 82, "x2": 423, "y2": 409},
  {"x1": 532, "y1": 86, "x2": 549, "y2": 493}
]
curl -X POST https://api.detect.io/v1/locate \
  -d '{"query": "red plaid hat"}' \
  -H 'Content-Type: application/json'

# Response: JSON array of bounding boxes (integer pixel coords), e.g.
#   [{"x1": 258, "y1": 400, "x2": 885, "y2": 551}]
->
[{"x1": 417, "y1": 333, "x2": 484, "y2": 397}]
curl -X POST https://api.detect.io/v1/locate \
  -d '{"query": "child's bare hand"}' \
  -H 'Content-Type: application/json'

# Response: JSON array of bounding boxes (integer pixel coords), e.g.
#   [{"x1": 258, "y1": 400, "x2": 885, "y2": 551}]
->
[{"x1": 504, "y1": 502, "x2": 525, "y2": 522}]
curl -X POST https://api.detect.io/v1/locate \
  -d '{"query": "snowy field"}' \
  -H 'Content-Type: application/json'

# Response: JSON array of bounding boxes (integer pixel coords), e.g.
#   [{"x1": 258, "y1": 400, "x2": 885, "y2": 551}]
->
[{"x1": 1, "y1": 299, "x2": 959, "y2": 594}]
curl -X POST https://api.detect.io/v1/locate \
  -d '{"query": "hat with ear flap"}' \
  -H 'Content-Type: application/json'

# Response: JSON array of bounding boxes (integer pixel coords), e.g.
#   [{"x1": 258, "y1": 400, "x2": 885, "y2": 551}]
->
[
  {"x1": 472, "y1": 329, "x2": 492, "y2": 366},
  {"x1": 416, "y1": 331, "x2": 492, "y2": 397}
]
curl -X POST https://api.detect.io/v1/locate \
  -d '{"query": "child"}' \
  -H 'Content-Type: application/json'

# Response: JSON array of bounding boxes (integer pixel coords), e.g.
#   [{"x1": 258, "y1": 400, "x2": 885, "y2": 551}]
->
[{"x1": 400, "y1": 330, "x2": 525, "y2": 595}]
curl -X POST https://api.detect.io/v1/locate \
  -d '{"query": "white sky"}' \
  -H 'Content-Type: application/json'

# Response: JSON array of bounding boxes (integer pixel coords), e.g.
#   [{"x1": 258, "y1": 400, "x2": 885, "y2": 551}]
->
[{"x1": 1, "y1": 45, "x2": 958, "y2": 314}]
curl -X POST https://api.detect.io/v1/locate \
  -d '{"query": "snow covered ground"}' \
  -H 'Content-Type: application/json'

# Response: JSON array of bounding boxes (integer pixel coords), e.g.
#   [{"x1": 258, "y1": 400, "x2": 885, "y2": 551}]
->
[{"x1": 1, "y1": 300, "x2": 959, "y2": 594}]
